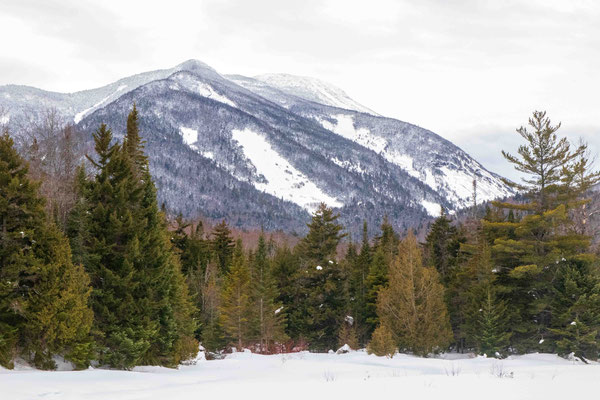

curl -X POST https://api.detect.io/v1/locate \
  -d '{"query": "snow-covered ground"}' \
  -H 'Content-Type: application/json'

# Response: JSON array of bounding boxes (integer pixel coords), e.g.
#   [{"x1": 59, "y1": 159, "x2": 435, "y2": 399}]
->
[{"x1": 1, "y1": 350, "x2": 597, "y2": 400}]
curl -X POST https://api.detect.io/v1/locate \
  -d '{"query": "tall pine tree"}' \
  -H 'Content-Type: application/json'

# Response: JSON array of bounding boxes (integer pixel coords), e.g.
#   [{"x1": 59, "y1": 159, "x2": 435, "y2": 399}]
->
[
  {"x1": 0, "y1": 132, "x2": 93, "y2": 370},
  {"x1": 486, "y1": 111, "x2": 597, "y2": 351},
  {"x1": 71, "y1": 108, "x2": 197, "y2": 368}
]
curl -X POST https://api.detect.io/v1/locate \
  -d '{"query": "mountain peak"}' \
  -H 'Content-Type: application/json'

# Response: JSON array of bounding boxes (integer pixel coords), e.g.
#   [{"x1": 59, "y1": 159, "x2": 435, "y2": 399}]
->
[{"x1": 175, "y1": 59, "x2": 217, "y2": 74}]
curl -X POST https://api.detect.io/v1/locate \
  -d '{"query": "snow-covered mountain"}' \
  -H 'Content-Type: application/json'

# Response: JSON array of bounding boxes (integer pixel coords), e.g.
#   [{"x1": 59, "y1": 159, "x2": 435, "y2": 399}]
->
[
  {"x1": 229, "y1": 75, "x2": 513, "y2": 210},
  {"x1": 0, "y1": 60, "x2": 513, "y2": 234}
]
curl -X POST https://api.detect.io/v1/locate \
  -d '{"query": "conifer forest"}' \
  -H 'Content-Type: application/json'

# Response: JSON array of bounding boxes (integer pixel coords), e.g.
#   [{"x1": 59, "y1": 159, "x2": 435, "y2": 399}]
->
[
  {"x1": 2, "y1": 2, "x2": 600, "y2": 399},
  {"x1": 2, "y1": 107, "x2": 599, "y2": 373}
]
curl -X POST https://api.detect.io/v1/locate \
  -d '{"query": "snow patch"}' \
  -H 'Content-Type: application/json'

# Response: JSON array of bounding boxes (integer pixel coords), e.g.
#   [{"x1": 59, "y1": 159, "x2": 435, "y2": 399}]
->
[
  {"x1": 0, "y1": 114, "x2": 9, "y2": 124},
  {"x1": 232, "y1": 128, "x2": 342, "y2": 212},
  {"x1": 179, "y1": 127, "x2": 198, "y2": 150},
  {"x1": 200, "y1": 151, "x2": 214, "y2": 160},
  {"x1": 319, "y1": 114, "x2": 387, "y2": 154},
  {"x1": 195, "y1": 82, "x2": 236, "y2": 108},
  {"x1": 74, "y1": 91, "x2": 118, "y2": 123},
  {"x1": 330, "y1": 156, "x2": 365, "y2": 174},
  {"x1": 421, "y1": 200, "x2": 441, "y2": 217},
  {"x1": 385, "y1": 153, "x2": 420, "y2": 178},
  {"x1": 255, "y1": 73, "x2": 378, "y2": 115}
]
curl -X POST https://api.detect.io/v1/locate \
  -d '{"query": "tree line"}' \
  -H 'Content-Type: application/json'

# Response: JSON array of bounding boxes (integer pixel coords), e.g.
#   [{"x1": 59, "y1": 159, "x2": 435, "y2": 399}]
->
[{"x1": 1, "y1": 108, "x2": 599, "y2": 371}]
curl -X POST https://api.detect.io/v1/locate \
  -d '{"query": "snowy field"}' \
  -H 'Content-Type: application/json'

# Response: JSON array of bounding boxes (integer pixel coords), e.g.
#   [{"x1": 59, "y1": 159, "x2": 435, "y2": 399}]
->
[{"x1": 1, "y1": 350, "x2": 597, "y2": 400}]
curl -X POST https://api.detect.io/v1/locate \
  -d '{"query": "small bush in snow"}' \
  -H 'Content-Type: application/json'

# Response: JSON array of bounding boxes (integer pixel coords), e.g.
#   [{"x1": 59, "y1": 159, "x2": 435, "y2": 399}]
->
[
  {"x1": 444, "y1": 362, "x2": 462, "y2": 376},
  {"x1": 323, "y1": 370, "x2": 336, "y2": 382},
  {"x1": 490, "y1": 361, "x2": 513, "y2": 378}
]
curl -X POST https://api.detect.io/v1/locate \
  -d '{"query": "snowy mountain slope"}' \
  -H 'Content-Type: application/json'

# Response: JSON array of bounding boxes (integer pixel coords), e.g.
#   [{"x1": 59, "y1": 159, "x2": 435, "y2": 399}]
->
[
  {"x1": 232, "y1": 128, "x2": 343, "y2": 211},
  {"x1": 316, "y1": 111, "x2": 514, "y2": 208},
  {"x1": 229, "y1": 75, "x2": 513, "y2": 210},
  {"x1": 1, "y1": 59, "x2": 513, "y2": 233},
  {"x1": 76, "y1": 66, "x2": 445, "y2": 233},
  {"x1": 253, "y1": 73, "x2": 379, "y2": 115}
]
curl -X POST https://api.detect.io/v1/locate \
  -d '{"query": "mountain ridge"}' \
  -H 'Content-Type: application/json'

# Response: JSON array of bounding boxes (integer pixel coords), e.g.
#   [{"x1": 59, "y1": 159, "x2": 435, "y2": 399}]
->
[{"x1": 0, "y1": 59, "x2": 513, "y2": 235}]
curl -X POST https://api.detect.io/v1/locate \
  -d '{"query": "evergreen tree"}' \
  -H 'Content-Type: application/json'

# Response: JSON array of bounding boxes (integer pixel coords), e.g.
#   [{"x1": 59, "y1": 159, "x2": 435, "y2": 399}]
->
[
  {"x1": 447, "y1": 232, "x2": 510, "y2": 354},
  {"x1": 486, "y1": 111, "x2": 596, "y2": 351},
  {"x1": 72, "y1": 108, "x2": 197, "y2": 368},
  {"x1": 199, "y1": 258, "x2": 226, "y2": 353},
  {"x1": 0, "y1": 132, "x2": 93, "y2": 369},
  {"x1": 376, "y1": 231, "x2": 452, "y2": 356},
  {"x1": 172, "y1": 215, "x2": 210, "y2": 276},
  {"x1": 67, "y1": 164, "x2": 91, "y2": 267},
  {"x1": 171, "y1": 216, "x2": 210, "y2": 344},
  {"x1": 296, "y1": 203, "x2": 346, "y2": 262},
  {"x1": 367, "y1": 325, "x2": 396, "y2": 358},
  {"x1": 424, "y1": 209, "x2": 463, "y2": 283},
  {"x1": 271, "y1": 243, "x2": 300, "y2": 339},
  {"x1": 348, "y1": 221, "x2": 371, "y2": 344},
  {"x1": 549, "y1": 259, "x2": 600, "y2": 361},
  {"x1": 249, "y1": 234, "x2": 287, "y2": 352},
  {"x1": 364, "y1": 246, "x2": 388, "y2": 335},
  {"x1": 364, "y1": 218, "x2": 398, "y2": 338},
  {"x1": 211, "y1": 220, "x2": 235, "y2": 274},
  {"x1": 293, "y1": 204, "x2": 347, "y2": 351},
  {"x1": 469, "y1": 288, "x2": 511, "y2": 357},
  {"x1": 123, "y1": 104, "x2": 148, "y2": 170},
  {"x1": 220, "y1": 240, "x2": 251, "y2": 350},
  {"x1": 125, "y1": 107, "x2": 197, "y2": 365}
]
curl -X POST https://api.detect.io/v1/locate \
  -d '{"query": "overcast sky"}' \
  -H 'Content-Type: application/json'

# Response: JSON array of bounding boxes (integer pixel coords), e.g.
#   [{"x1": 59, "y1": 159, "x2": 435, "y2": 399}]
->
[{"x1": 1, "y1": 0, "x2": 598, "y2": 180}]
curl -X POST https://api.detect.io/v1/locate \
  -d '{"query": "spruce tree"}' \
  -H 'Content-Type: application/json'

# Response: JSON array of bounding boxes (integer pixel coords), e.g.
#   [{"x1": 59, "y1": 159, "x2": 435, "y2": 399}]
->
[
  {"x1": 0, "y1": 132, "x2": 93, "y2": 369},
  {"x1": 211, "y1": 220, "x2": 235, "y2": 274},
  {"x1": 549, "y1": 259, "x2": 600, "y2": 361},
  {"x1": 447, "y1": 232, "x2": 510, "y2": 354},
  {"x1": 376, "y1": 231, "x2": 452, "y2": 356},
  {"x1": 364, "y1": 246, "x2": 388, "y2": 335},
  {"x1": 220, "y1": 240, "x2": 251, "y2": 350},
  {"x1": 364, "y1": 218, "x2": 398, "y2": 339},
  {"x1": 348, "y1": 221, "x2": 371, "y2": 344},
  {"x1": 72, "y1": 108, "x2": 197, "y2": 368},
  {"x1": 249, "y1": 234, "x2": 287, "y2": 352},
  {"x1": 271, "y1": 243, "x2": 300, "y2": 339},
  {"x1": 470, "y1": 288, "x2": 511, "y2": 357},
  {"x1": 67, "y1": 164, "x2": 92, "y2": 267},
  {"x1": 424, "y1": 209, "x2": 463, "y2": 283},
  {"x1": 172, "y1": 215, "x2": 209, "y2": 276},
  {"x1": 123, "y1": 104, "x2": 148, "y2": 170},
  {"x1": 293, "y1": 203, "x2": 347, "y2": 351}
]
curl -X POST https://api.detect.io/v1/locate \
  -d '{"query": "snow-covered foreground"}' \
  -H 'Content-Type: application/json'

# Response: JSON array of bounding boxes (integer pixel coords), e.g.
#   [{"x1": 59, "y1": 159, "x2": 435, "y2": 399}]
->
[{"x1": 1, "y1": 350, "x2": 597, "y2": 400}]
